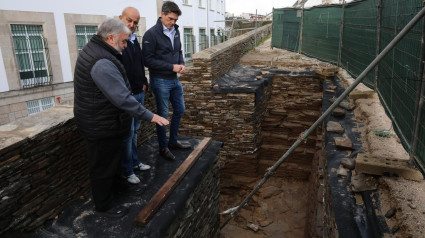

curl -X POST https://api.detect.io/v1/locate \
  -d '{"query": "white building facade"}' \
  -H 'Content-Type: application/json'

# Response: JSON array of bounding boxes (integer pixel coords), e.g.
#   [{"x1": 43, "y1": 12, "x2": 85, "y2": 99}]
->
[{"x1": 0, "y1": 0, "x2": 225, "y2": 125}]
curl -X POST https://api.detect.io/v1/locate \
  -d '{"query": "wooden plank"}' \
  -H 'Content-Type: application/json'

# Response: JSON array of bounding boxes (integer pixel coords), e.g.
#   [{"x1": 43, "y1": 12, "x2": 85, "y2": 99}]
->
[{"x1": 134, "y1": 137, "x2": 212, "y2": 227}]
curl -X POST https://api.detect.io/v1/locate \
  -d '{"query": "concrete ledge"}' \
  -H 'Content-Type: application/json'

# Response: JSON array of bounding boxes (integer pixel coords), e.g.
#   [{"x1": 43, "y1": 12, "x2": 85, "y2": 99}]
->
[
  {"x1": 0, "y1": 106, "x2": 74, "y2": 151},
  {"x1": 356, "y1": 153, "x2": 423, "y2": 181}
]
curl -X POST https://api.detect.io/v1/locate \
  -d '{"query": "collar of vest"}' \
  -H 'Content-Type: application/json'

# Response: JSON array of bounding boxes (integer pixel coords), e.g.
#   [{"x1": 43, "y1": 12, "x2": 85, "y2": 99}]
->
[{"x1": 91, "y1": 35, "x2": 123, "y2": 62}]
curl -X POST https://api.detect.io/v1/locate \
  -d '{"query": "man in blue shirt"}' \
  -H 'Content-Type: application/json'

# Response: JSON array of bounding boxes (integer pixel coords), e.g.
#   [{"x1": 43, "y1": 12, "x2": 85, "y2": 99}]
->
[
  {"x1": 142, "y1": 1, "x2": 191, "y2": 161},
  {"x1": 119, "y1": 7, "x2": 151, "y2": 185}
]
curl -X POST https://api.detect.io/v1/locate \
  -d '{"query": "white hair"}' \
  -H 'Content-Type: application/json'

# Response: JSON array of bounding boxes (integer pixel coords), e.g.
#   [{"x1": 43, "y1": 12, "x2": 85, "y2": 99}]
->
[{"x1": 97, "y1": 18, "x2": 131, "y2": 40}]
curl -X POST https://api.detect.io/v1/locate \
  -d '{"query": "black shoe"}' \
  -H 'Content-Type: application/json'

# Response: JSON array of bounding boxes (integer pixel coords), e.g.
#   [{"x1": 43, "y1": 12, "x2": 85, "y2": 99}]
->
[
  {"x1": 168, "y1": 141, "x2": 191, "y2": 150},
  {"x1": 96, "y1": 205, "x2": 128, "y2": 218},
  {"x1": 160, "y1": 148, "x2": 176, "y2": 160}
]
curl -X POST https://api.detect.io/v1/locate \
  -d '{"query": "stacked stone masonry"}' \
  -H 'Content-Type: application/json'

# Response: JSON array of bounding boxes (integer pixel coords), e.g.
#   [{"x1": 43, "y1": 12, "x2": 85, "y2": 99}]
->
[
  {"x1": 180, "y1": 24, "x2": 272, "y2": 185},
  {"x1": 0, "y1": 91, "x2": 154, "y2": 235},
  {"x1": 259, "y1": 74, "x2": 323, "y2": 179},
  {"x1": 165, "y1": 155, "x2": 220, "y2": 238},
  {"x1": 0, "y1": 115, "x2": 89, "y2": 234}
]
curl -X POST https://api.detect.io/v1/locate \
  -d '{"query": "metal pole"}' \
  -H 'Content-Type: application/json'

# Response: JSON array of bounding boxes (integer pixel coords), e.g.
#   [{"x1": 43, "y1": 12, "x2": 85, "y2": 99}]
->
[
  {"x1": 271, "y1": 7, "x2": 274, "y2": 49},
  {"x1": 255, "y1": 9, "x2": 258, "y2": 48},
  {"x1": 299, "y1": 7, "x2": 304, "y2": 54},
  {"x1": 337, "y1": 0, "x2": 346, "y2": 67},
  {"x1": 220, "y1": 6, "x2": 425, "y2": 230},
  {"x1": 375, "y1": 0, "x2": 382, "y2": 90},
  {"x1": 410, "y1": 1, "x2": 425, "y2": 165}
]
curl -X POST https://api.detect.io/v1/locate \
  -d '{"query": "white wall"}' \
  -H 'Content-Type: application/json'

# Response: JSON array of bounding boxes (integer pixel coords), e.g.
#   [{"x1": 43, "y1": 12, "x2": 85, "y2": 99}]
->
[
  {"x1": 0, "y1": 0, "x2": 225, "y2": 91},
  {"x1": 0, "y1": 0, "x2": 158, "y2": 85},
  {"x1": 174, "y1": 0, "x2": 225, "y2": 53},
  {"x1": 0, "y1": 48, "x2": 9, "y2": 93}
]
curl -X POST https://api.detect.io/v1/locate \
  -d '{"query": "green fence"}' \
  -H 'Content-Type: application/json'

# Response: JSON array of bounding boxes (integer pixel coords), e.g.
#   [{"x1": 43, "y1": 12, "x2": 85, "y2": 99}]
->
[
  {"x1": 272, "y1": 8, "x2": 301, "y2": 52},
  {"x1": 302, "y1": 5, "x2": 342, "y2": 63},
  {"x1": 340, "y1": 0, "x2": 378, "y2": 88},
  {"x1": 272, "y1": 0, "x2": 425, "y2": 169}
]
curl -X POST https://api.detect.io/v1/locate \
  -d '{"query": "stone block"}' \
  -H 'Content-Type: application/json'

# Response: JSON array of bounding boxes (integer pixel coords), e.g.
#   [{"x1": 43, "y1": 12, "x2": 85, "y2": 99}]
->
[{"x1": 355, "y1": 153, "x2": 423, "y2": 181}]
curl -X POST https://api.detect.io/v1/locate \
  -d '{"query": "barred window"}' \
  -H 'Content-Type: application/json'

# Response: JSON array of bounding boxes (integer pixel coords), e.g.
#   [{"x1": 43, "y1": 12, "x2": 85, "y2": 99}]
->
[
  {"x1": 75, "y1": 25, "x2": 97, "y2": 53},
  {"x1": 199, "y1": 28, "x2": 208, "y2": 51},
  {"x1": 210, "y1": 29, "x2": 217, "y2": 46},
  {"x1": 11, "y1": 24, "x2": 52, "y2": 88},
  {"x1": 26, "y1": 97, "x2": 55, "y2": 116},
  {"x1": 184, "y1": 28, "x2": 195, "y2": 60}
]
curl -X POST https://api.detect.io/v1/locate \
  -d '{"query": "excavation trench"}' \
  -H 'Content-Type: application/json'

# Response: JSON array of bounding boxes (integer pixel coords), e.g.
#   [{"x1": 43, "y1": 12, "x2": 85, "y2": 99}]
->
[{"x1": 217, "y1": 64, "x2": 329, "y2": 237}]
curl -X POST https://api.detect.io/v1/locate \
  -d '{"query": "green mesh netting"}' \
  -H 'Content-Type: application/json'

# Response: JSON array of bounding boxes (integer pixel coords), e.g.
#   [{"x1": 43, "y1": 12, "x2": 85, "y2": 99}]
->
[
  {"x1": 272, "y1": 8, "x2": 301, "y2": 52},
  {"x1": 377, "y1": 0, "x2": 424, "y2": 158},
  {"x1": 301, "y1": 6, "x2": 342, "y2": 63},
  {"x1": 340, "y1": 0, "x2": 378, "y2": 88},
  {"x1": 271, "y1": 0, "x2": 425, "y2": 167}
]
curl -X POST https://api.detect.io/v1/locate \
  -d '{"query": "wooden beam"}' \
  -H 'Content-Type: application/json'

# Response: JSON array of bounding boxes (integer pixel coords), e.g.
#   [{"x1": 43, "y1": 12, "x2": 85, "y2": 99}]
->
[{"x1": 134, "y1": 137, "x2": 212, "y2": 227}]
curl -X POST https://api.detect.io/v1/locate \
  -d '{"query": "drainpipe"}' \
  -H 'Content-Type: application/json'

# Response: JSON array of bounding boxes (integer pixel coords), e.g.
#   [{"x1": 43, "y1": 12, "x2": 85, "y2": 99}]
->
[{"x1": 207, "y1": 0, "x2": 210, "y2": 47}]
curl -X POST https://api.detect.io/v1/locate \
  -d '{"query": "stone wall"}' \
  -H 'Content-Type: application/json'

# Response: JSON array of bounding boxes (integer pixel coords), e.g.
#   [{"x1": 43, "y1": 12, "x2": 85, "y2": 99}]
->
[
  {"x1": 164, "y1": 154, "x2": 220, "y2": 238},
  {"x1": 0, "y1": 107, "x2": 87, "y2": 234},
  {"x1": 179, "y1": 24, "x2": 272, "y2": 186},
  {"x1": 0, "y1": 99, "x2": 155, "y2": 235},
  {"x1": 259, "y1": 74, "x2": 323, "y2": 179},
  {"x1": 0, "y1": 82, "x2": 74, "y2": 126}
]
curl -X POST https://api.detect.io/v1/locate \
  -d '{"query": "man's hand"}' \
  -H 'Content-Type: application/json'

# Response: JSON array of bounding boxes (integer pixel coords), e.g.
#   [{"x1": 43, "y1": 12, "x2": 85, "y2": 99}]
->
[
  {"x1": 173, "y1": 64, "x2": 186, "y2": 74},
  {"x1": 142, "y1": 84, "x2": 147, "y2": 92},
  {"x1": 179, "y1": 65, "x2": 186, "y2": 74},
  {"x1": 151, "y1": 114, "x2": 169, "y2": 126}
]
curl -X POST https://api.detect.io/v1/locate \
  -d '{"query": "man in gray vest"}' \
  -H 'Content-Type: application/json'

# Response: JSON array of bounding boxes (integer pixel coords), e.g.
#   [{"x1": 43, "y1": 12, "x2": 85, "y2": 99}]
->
[{"x1": 74, "y1": 18, "x2": 168, "y2": 218}]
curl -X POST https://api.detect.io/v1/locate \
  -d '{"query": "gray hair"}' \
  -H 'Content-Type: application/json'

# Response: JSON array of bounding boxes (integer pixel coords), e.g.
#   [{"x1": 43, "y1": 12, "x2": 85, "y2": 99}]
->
[{"x1": 97, "y1": 18, "x2": 131, "y2": 40}]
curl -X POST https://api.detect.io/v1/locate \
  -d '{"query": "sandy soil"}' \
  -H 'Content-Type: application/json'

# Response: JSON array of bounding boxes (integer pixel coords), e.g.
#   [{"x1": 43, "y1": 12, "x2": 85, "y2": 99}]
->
[{"x1": 220, "y1": 38, "x2": 425, "y2": 237}]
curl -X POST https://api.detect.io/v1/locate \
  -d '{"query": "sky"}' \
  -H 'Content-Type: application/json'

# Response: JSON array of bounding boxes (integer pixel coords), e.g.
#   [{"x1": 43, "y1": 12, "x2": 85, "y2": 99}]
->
[{"x1": 225, "y1": 0, "x2": 297, "y2": 16}]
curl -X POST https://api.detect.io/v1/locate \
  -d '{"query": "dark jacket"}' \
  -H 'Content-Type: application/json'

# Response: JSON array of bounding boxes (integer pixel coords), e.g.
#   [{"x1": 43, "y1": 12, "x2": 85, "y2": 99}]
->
[
  {"x1": 74, "y1": 35, "x2": 131, "y2": 139},
  {"x1": 142, "y1": 18, "x2": 184, "y2": 80},
  {"x1": 122, "y1": 37, "x2": 148, "y2": 94}
]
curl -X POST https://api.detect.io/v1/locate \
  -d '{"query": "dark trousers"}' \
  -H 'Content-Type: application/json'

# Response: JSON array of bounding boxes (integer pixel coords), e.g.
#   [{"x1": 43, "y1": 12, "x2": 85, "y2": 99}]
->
[{"x1": 85, "y1": 136, "x2": 123, "y2": 212}]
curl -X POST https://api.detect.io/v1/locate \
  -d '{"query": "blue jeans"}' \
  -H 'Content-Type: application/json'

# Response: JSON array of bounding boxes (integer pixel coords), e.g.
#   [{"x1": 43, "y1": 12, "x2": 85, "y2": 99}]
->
[
  {"x1": 150, "y1": 77, "x2": 185, "y2": 149},
  {"x1": 121, "y1": 91, "x2": 145, "y2": 177}
]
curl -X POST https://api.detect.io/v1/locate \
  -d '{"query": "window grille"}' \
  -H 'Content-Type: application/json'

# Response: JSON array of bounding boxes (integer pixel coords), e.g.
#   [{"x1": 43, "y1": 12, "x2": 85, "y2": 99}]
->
[
  {"x1": 210, "y1": 29, "x2": 217, "y2": 46},
  {"x1": 11, "y1": 24, "x2": 52, "y2": 88},
  {"x1": 75, "y1": 25, "x2": 97, "y2": 53},
  {"x1": 184, "y1": 28, "x2": 195, "y2": 60},
  {"x1": 26, "y1": 97, "x2": 54, "y2": 116},
  {"x1": 199, "y1": 29, "x2": 209, "y2": 51}
]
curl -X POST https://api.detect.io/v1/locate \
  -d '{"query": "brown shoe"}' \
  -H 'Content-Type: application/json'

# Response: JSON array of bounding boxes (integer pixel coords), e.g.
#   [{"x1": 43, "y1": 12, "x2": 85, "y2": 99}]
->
[
  {"x1": 168, "y1": 141, "x2": 191, "y2": 150},
  {"x1": 160, "y1": 148, "x2": 176, "y2": 160}
]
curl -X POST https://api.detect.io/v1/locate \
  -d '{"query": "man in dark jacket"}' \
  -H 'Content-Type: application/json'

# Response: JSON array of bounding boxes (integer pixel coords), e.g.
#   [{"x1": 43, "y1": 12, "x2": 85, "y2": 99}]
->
[
  {"x1": 119, "y1": 7, "x2": 151, "y2": 185},
  {"x1": 74, "y1": 18, "x2": 168, "y2": 218},
  {"x1": 142, "y1": 1, "x2": 190, "y2": 161}
]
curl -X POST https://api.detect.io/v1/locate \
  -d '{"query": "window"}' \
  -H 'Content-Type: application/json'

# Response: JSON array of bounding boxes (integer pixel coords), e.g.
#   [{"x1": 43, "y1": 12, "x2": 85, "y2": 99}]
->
[
  {"x1": 183, "y1": 0, "x2": 191, "y2": 4},
  {"x1": 26, "y1": 97, "x2": 55, "y2": 115},
  {"x1": 184, "y1": 28, "x2": 195, "y2": 60},
  {"x1": 11, "y1": 24, "x2": 52, "y2": 88},
  {"x1": 210, "y1": 0, "x2": 215, "y2": 10},
  {"x1": 210, "y1": 29, "x2": 217, "y2": 46},
  {"x1": 199, "y1": 28, "x2": 208, "y2": 51},
  {"x1": 75, "y1": 25, "x2": 97, "y2": 53},
  {"x1": 199, "y1": 0, "x2": 206, "y2": 8}
]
